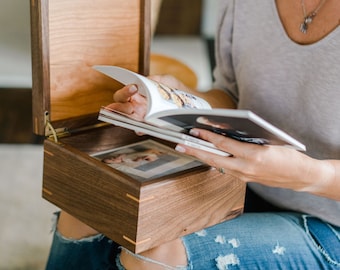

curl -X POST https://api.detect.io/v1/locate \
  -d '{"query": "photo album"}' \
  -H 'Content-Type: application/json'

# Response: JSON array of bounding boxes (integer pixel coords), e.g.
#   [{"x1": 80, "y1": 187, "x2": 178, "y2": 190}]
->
[{"x1": 94, "y1": 66, "x2": 306, "y2": 157}]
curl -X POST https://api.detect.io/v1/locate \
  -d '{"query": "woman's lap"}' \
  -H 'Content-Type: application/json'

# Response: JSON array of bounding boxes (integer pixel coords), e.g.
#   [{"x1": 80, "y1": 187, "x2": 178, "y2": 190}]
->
[
  {"x1": 46, "y1": 212, "x2": 340, "y2": 269},
  {"x1": 182, "y1": 212, "x2": 340, "y2": 269}
]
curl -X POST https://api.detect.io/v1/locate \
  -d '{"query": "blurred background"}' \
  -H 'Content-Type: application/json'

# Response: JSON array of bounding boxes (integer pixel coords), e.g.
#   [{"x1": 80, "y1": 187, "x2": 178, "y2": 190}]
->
[{"x1": 0, "y1": 0, "x2": 218, "y2": 268}]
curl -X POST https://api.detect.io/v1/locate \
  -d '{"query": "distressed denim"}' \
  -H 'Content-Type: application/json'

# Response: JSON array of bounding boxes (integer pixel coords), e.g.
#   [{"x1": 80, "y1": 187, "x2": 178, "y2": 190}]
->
[
  {"x1": 45, "y1": 213, "x2": 120, "y2": 270},
  {"x1": 47, "y1": 212, "x2": 340, "y2": 269},
  {"x1": 179, "y1": 212, "x2": 340, "y2": 270}
]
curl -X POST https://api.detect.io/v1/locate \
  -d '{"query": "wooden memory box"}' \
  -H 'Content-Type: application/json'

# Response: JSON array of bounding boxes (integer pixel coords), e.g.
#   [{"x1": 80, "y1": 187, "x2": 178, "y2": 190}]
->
[{"x1": 30, "y1": 0, "x2": 246, "y2": 253}]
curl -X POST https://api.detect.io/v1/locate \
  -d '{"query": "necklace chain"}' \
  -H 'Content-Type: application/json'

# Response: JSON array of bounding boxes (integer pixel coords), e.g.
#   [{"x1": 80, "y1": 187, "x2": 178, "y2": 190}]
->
[{"x1": 300, "y1": 0, "x2": 327, "y2": 34}]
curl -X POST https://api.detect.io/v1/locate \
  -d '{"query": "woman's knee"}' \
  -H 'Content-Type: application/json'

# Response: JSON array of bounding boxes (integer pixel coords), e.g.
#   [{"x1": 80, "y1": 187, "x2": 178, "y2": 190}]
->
[
  {"x1": 119, "y1": 238, "x2": 188, "y2": 270},
  {"x1": 57, "y1": 211, "x2": 99, "y2": 239}
]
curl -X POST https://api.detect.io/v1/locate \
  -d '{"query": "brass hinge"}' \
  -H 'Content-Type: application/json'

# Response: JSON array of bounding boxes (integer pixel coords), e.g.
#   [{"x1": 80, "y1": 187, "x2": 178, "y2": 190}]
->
[
  {"x1": 43, "y1": 111, "x2": 109, "y2": 143},
  {"x1": 44, "y1": 111, "x2": 69, "y2": 143}
]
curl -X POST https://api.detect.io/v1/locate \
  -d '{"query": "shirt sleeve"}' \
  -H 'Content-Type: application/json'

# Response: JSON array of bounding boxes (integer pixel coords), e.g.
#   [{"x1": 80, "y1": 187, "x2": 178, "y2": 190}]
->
[{"x1": 212, "y1": 0, "x2": 239, "y2": 104}]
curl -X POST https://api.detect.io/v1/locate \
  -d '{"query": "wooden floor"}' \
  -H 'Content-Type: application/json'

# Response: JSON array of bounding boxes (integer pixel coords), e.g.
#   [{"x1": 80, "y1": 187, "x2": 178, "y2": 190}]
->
[{"x1": 0, "y1": 88, "x2": 43, "y2": 144}]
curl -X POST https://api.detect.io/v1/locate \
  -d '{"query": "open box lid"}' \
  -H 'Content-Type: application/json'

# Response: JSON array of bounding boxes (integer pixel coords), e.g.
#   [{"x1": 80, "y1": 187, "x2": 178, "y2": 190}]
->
[{"x1": 30, "y1": 0, "x2": 150, "y2": 137}]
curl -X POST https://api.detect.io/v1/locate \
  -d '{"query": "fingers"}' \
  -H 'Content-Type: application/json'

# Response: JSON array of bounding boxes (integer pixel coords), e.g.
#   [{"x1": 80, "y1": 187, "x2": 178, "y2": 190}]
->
[
  {"x1": 105, "y1": 102, "x2": 134, "y2": 115},
  {"x1": 176, "y1": 128, "x2": 313, "y2": 190},
  {"x1": 175, "y1": 128, "x2": 264, "y2": 173},
  {"x1": 105, "y1": 84, "x2": 138, "y2": 114},
  {"x1": 189, "y1": 128, "x2": 259, "y2": 158},
  {"x1": 176, "y1": 143, "x2": 227, "y2": 167},
  {"x1": 114, "y1": 84, "x2": 138, "y2": 103},
  {"x1": 175, "y1": 142, "x2": 244, "y2": 180},
  {"x1": 105, "y1": 83, "x2": 147, "y2": 120}
]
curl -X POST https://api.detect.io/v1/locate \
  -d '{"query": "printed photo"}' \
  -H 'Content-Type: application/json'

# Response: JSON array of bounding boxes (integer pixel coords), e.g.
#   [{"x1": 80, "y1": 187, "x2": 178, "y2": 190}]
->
[
  {"x1": 91, "y1": 140, "x2": 204, "y2": 182},
  {"x1": 152, "y1": 80, "x2": 201, "y2": 109}
]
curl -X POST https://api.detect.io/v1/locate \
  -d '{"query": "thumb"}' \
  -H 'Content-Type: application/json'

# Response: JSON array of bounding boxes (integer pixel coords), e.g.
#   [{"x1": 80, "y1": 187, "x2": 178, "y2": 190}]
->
[{"x1": 114, "y1": 84, "x2": 138, "y2": 102}]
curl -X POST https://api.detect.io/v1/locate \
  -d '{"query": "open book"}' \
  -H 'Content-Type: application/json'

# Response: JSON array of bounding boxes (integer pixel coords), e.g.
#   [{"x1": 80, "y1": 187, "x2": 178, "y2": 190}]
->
[{"x1": 94, "y1": 66, "x2": 306, "y2": 156}]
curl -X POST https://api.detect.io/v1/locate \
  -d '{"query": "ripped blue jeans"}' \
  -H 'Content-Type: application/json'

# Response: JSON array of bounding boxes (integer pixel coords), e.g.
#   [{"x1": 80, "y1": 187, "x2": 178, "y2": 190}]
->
[{"x1": 46, "y1": 212, "x2": 340, "y2": 270}]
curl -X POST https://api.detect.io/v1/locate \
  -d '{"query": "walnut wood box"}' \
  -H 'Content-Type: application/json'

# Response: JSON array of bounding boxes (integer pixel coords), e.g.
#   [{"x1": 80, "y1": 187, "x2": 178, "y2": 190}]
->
[{"x1": 30, "y1": 0, "x2": 246, "y2": 253}]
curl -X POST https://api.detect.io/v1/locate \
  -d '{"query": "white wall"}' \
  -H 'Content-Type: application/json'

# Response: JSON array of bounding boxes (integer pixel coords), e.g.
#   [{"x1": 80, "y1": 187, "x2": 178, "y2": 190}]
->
[
  {"x1": 201, "y1": 0, "x2": 219, "y2": 38},
  {"x1": 0, "y1": 0, "x2": 219, "y2": 89},
  {"x1": 0, "y1": 0, "x2": 32, "y2": 88}
]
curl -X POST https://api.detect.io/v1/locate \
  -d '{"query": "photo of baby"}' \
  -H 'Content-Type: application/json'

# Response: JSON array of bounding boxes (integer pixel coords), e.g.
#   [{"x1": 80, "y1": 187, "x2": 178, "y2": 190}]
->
[
  {"x1": 102, "y1": 148, "x2": 163, "y2": 167},
  {"x1": 153, "y1": 80, "x2": 201, "y2": 109},
  {"x1": 92, "y1": 140, "x2": 204, "y2": 182}
]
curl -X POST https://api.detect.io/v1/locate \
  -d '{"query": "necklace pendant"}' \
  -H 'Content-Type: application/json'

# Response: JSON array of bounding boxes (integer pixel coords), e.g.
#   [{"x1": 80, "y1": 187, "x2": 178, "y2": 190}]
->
[
  {"x1": 300, "y1": 15, "x2": 313, "y2": 34},
  {"x1": 300, "y1": 0, "x2": 327, "y2": 34},
  {"x1": 305, "y1": 16, "x2": 313, "y2": 24},
  {"x1": 300, "y1": 21, "x2": 308, "y2": 34}
]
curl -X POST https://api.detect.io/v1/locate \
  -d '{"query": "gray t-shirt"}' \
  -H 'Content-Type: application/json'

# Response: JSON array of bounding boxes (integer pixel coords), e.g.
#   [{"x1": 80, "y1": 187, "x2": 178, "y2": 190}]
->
[{"x1": 213, "y1": 0, "x2": 340, "y2": 226}]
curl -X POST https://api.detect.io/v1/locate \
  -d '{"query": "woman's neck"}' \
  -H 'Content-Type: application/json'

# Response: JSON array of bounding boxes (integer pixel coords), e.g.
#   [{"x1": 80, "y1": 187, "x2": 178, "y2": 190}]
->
[{"x1": 275, "y1": 0, "x2": 339, "y2": 44}]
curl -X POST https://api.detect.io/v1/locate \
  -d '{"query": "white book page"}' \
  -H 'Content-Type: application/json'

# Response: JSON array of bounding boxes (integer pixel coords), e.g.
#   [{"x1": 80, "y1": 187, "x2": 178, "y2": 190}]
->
[
  {"x1": 93, "y1": 65, "x2": 211, "y2": 118},
  {"x1": 98, "y1": 113, "x2": 230, "y2": 157}
]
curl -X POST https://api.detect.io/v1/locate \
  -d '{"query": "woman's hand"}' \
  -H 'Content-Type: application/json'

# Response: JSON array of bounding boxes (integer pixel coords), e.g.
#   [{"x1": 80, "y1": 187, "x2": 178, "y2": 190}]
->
[
  {"x1": 105, "y1": 75, "x2": 191, "y2": 121},
  {"x1": 105, "y1": 84, "x2": 147, "y2": 121},
  {"x1": 175, "y1": 129, "x2": 338, "y2": 199}
]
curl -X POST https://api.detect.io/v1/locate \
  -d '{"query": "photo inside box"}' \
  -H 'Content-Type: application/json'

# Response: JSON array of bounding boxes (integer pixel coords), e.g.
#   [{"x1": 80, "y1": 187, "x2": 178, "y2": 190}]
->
[
  {"x1": 57, "y1": 124, "x2": 207, "y2": 182},
  {"x1": 91, "y1": 139, "x2": 205, "y2": 182}
]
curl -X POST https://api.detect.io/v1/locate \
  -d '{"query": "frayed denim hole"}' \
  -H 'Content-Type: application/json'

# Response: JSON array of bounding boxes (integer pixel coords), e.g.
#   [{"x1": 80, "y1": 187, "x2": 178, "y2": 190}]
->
[
  {"x1": 302, "y1": 215, "x2": 340, "y2": 266},
  {"x1": 50, "y1": 211, "x2": 106, "y2": 244},
  {"x1": 50, "y1": 211, "x2": 60, "y2": 233},
  {"x1": 181, "y1": 236, "x2": 194, "y2": 270},
  {"x1": 115, "y1": 252, "x2": 126, "y2": 270},
  {"x1": 55, "y1": 229, "x2": 105, "y2": 245},
  {"x1": 120, "y1": 247, "x2": 188, "y2": 270}
]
